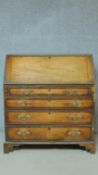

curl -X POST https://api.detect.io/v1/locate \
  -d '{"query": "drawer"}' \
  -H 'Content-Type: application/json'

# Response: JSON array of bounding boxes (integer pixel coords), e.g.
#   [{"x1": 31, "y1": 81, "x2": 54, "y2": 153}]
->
[
  {"x1": 49, "y1": 127, "x2": 92, "y2": 141},
  {"x1": 6, "y1": 111, "x2": 92, "y2": 124},
  {"x1": 7, "y1": 127, "x2": 48, "y2": 141},
  {"x1": 6, "y1": 99, "x2": 93, "y2": 108},
  {"x1": 6, "y1": 87, "x2": 90, "y2": 96},
  {"x1": 7, "y1": 127, "x2": 92, "y2": 141}
]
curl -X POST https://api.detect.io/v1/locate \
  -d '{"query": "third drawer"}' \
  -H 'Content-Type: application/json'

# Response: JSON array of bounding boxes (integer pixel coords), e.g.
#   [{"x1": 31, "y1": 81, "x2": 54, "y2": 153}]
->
[{"x1": 6, "y1": 111, "x2": 93, "y2": 125}]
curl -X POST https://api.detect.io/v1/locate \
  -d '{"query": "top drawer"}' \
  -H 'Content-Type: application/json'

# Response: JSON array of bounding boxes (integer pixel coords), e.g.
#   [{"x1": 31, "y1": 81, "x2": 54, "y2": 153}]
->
[{"x1": 6, "y1": 87, "x2": 91, "y2": 96}]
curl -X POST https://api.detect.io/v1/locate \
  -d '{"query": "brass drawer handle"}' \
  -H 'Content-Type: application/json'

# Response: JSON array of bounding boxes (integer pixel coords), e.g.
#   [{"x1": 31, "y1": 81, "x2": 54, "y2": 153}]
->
[
  {"x1": 71, "y1": 101, "x2": 82, "y2": 107},
  {"x1": 67, "y1": 114, "x2": 83, "y2": 121},
  {"x1": 67, "y1": 130, "x2": 81, "y2": 137},
  {"x1": 17, "y1": 130, "x2": 32, "y2": 136},
  {"x1": 20, "y1": 90, "x2": 31, "y2": 95},
  {"x1": 17, "y1": 101, "x2": 32, "y2": 106},
  {"x1": 17, "y1": 114, "x2": 32, "y2": 120}
]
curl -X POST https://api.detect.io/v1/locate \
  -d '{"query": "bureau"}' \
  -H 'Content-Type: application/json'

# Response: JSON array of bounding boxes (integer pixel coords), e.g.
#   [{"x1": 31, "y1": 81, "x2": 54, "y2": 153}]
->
[{"x1": 4, "y1": 55, "x2": 96, "y2": 153}]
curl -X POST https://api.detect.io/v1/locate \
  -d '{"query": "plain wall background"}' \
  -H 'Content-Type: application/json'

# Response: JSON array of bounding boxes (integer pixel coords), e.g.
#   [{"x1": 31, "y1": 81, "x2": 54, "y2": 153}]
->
[{"x1": 0, "y1": 0, "x2": 98, "y2": 131}]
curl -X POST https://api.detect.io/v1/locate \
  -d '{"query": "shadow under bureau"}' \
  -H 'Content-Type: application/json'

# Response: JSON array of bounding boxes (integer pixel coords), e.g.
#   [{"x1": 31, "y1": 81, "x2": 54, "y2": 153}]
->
[{"x1": 4, "y1": 55, "x2": 96, "y2": 153}]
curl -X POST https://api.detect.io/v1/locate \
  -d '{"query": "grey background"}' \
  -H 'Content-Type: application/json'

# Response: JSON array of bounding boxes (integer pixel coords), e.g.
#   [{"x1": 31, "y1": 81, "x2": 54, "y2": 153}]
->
[{"x1": 0, "y1": 0, "x2": 98, "y2": 131}]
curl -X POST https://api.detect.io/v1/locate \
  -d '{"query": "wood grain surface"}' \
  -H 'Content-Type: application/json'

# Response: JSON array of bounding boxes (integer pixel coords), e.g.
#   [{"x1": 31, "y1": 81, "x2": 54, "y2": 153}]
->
[
  {"x1": 8, "y1": 88, "x2": 90, "y2": 96},
  {"x1": 6, "y1": 111, "x2": 92, "y2": 124},
  {"x1": 6, "y1": 99, "x2": 93, "y2": 108},
  {"x1": 5, "y1": 55, "x2": 94, "y2": 84},
  {"x1": 7, "y1": 127, "x2": 91, "y2": 141}
]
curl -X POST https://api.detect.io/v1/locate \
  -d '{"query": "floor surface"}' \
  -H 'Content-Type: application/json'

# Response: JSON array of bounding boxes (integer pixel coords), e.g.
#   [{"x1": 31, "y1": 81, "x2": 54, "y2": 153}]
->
[{"x1": 0, "y1": 132, "x2": 98, "y2": 175}]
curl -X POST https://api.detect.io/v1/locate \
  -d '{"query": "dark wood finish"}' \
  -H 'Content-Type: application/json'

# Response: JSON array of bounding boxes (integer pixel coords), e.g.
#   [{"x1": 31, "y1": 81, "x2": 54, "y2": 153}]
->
[{"x1": 4, "y1": 55, "x2": 96, "y2": 153}]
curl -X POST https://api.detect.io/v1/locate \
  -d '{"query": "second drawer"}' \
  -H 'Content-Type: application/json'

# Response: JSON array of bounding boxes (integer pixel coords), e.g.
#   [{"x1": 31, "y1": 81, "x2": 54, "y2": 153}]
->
[{"x1": 6, "y1": 99, "x2": 93, "y2": 108}]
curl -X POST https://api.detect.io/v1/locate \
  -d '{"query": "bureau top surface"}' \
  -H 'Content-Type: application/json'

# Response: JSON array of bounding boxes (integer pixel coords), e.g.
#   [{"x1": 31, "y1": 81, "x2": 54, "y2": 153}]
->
[{"x1": 4, "y1": 55, "x2": 95, "y2": 85}]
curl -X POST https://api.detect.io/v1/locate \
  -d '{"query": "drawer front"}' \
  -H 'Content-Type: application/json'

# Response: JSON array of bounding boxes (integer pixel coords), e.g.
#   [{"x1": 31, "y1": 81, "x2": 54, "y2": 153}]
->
[
  {"x1": 6, "y1": 99, "x2": 93, "y2": 108},
  {"x1": 7, "y1": 127, "x2": 48, "y2": 141},
  {"x1": 6, "y1": 111, "x2": 92, "y2": 124},
  {"x1": 49, "y1": 127, "x2": 92, "y2": 140},
  {"x1": 7, "y1": 127, "x2": 92, "y2": 141},
  {"x1": 7, "y1": 88, "x2": 90, "y2": 96}
]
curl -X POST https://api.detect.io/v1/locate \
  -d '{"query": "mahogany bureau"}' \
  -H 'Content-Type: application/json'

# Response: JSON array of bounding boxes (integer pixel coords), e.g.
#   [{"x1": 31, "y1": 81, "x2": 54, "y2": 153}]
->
[{"x1": 4, "y1": 55, "x2": 96, "y2": 153}]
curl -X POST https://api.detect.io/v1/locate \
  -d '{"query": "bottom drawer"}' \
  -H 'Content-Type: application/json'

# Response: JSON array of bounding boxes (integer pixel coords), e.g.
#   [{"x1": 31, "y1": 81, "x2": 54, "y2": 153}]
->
[{"x1": 6, "y1": 127, "x2": 92, "y2": 141}]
